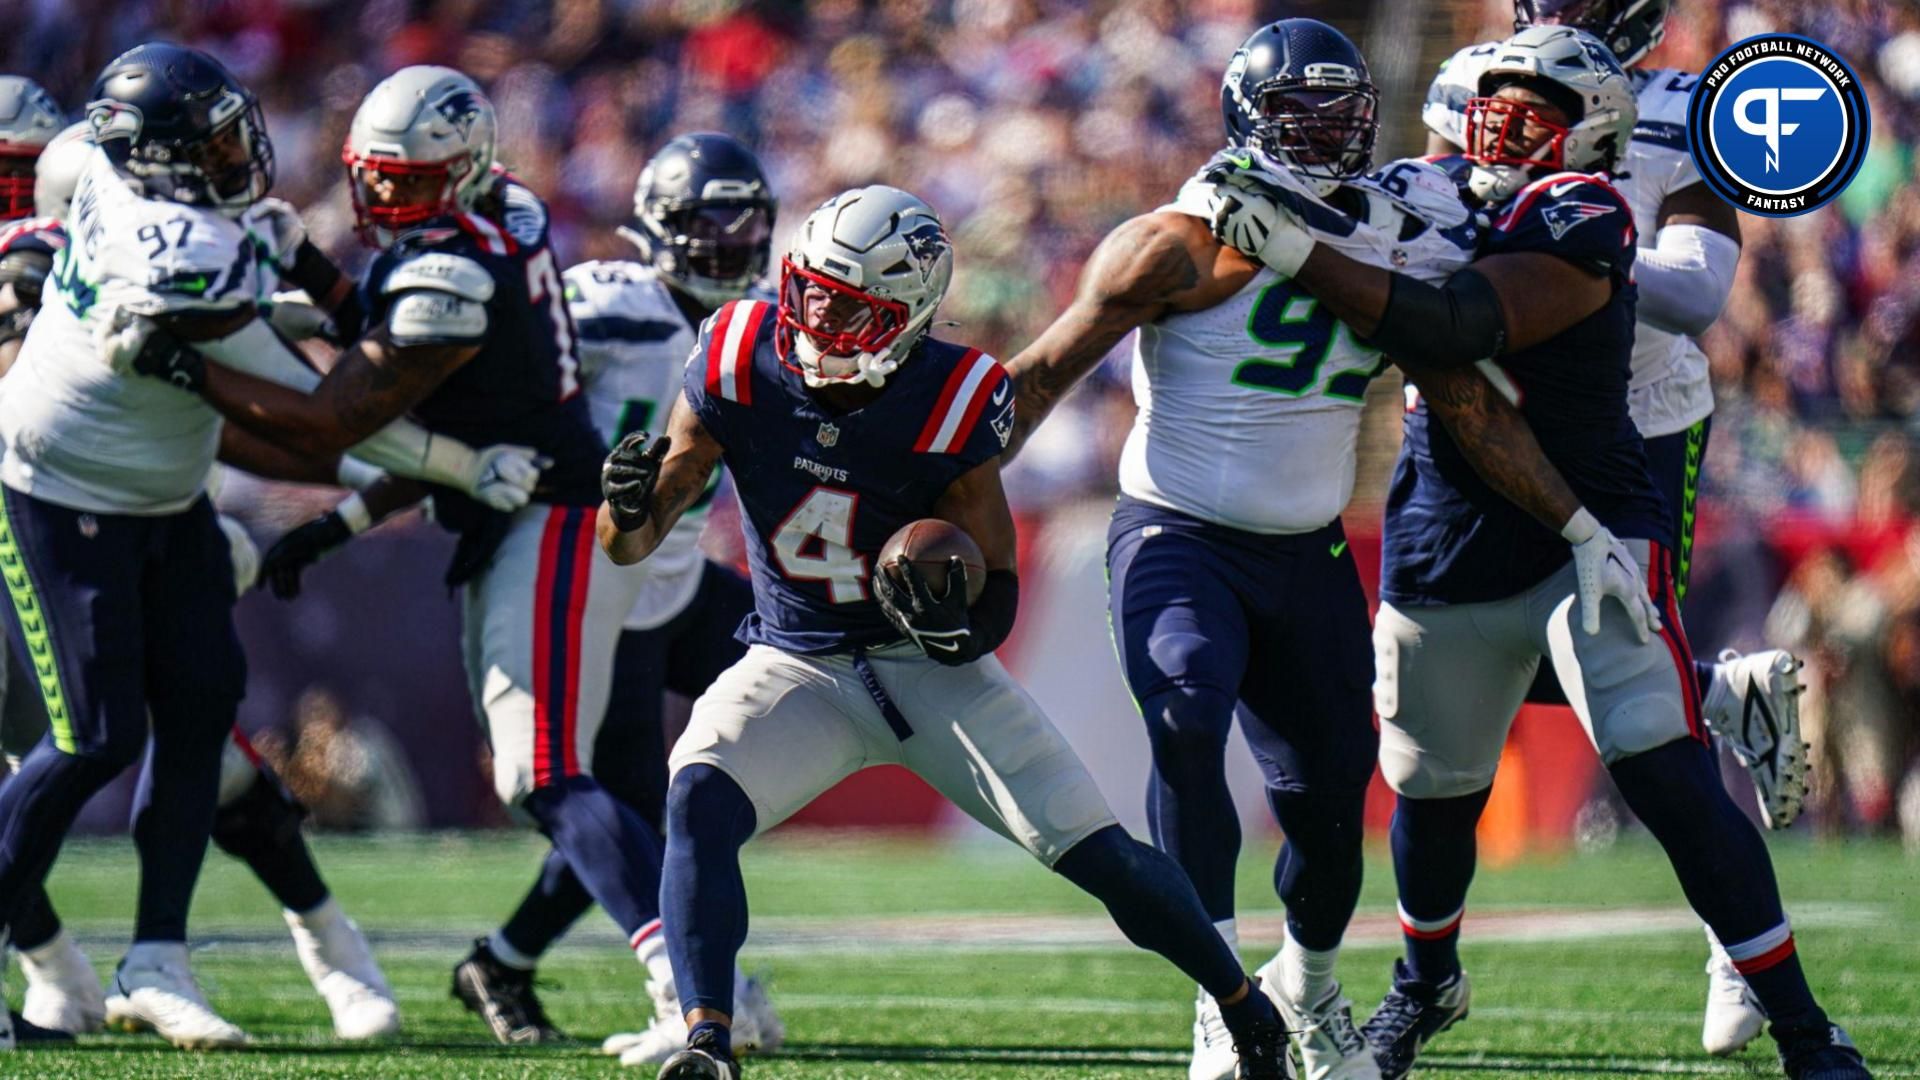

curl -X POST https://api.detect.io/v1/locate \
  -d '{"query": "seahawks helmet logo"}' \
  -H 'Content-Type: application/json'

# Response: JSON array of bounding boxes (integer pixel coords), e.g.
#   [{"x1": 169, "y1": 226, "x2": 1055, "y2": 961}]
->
[{"x1": 435, "y1": 91, "x2": 484, "y2": 140}]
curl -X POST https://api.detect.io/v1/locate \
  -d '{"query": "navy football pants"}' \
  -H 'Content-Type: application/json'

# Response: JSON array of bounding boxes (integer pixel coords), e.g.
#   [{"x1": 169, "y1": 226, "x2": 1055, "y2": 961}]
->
[{"x1": 1106, "y1": 497, "x2": 1376, "y2": 950}]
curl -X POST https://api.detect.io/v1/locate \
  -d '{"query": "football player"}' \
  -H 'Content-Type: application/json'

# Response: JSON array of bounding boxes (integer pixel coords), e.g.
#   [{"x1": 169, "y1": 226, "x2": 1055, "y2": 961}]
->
[
  {"x1": 0, "y1": 45, "x2": 539, "y2": 1051},
  {"x1": 1425, "y1": 2, "x2": 1797, "y2": 1052},
  {"x1": 0, "y1": 114, "x2": 402, "y2": 1047},
  {"x1": 1210, "y1": 26, "x2": 1869, "y2": 1080},
  {"x1": 120, "y1": 66, "x2": 685, "y2": 1051},
  {"x1": 258, "y1": 131, "x2": 790, "y2": 1059},
  {"x1": 599, "y1": 185, "x2": 1296, "y2": 1080},
  {"x1": 1005, "y1": 20, "x2": 1652, "y2": 1080}
]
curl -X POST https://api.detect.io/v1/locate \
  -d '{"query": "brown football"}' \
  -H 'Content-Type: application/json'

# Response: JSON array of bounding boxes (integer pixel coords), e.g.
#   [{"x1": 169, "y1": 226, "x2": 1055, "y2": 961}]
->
[{"x1": 878, "y1": 518, "x2": 987, "y2": 606}]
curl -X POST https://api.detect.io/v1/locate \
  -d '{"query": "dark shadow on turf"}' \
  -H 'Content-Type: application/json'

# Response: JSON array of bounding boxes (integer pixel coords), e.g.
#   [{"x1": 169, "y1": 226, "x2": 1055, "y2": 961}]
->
[{"x1": 775, "y1": 1043, "x2": 1833, "y2": 1075}]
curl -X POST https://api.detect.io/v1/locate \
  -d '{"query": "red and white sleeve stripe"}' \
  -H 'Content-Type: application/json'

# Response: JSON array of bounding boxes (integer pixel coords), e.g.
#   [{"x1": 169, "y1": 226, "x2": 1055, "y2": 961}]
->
[
  {"x1": 913, "y1": 349, "x2": 1006, "y2": 454},
  {"x1": 703, "y1": 300, "x2": 770, "y2": 405},
  {"x1": 455, "y1": 212, "x2": 515, "y2": 256}
]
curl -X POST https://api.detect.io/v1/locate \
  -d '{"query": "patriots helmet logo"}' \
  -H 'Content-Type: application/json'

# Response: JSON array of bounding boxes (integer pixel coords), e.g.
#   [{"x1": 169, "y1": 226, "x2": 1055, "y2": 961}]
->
[
  {"x1": 435, "y1": 90, "x2": 484, "y2": 140},
  {"x1": 902, "y1": 222, "x2": 949, "y2": 286},
  {"x1": 1541, "y1": 199, "x2": 1616, "y2": 240},
  {"x1": 1580, "y1": 37, "x2": 1627, "y2": 81}
]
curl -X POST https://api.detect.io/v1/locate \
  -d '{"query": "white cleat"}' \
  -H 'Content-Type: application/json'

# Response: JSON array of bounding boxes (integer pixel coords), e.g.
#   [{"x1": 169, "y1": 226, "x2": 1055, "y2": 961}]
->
[
  {"x1": 1704, "y1": 649, "x2": 1809, "y2": 829},
  {"x1": 1186, "y1": 984, "x2": 1237, "y2": 1080},
  {"x1": 1257, "y1": 962, "x2": 1381, "y2": 1080},
  {"x1": 1702, "y1": 932, "x2": 1766, "y2": 1056},
  {"x1": 19, "y1": 929, "x2": 106, "y2": 1034},
  {"x1": 105, "y1": 944, "x2": 250, "y2": 1049},
  {"x1": 286, "y1": 906, "x2": 400, "y2": 1040},
  {"x1": 608, "y1": 973, "x2": 785, "y2": 1068}
]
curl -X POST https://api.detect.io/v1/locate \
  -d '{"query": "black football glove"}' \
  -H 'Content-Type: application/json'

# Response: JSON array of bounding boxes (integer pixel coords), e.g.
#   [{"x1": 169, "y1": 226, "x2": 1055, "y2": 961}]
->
[
  {"x1": 602, "y1": 431, "x2": 669, "y2": 532},
  {"x1": 873, "y1": 555, "x2": 978, "y2": 666},
  {"x1": 258, "y1": 512, "x2": 356, "y2": 600},
  {"x1": 108, "y1": 308, "x2": 207, "y2": 393}
]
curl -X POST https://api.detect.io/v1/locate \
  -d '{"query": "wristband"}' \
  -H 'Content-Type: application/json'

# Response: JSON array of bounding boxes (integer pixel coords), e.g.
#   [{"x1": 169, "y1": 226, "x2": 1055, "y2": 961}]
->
[
  {"x1": 336, "y1": 455, "x2": 385, "y2": 492},
  {"x1": 1560, "y1": 507, "x2": 1599, "y2": 544},
  {"x1": 335, "y1": 492, "x2": 375, "y2": 535}
]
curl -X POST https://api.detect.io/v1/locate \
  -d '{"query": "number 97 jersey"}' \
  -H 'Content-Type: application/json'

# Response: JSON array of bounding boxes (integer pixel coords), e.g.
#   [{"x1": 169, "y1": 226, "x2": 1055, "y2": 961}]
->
[
  {"x1": 683, "y1": 299, "x2": 1013, "y2": 655},
  {"x1": 1119, "y1": 156, "x2": 1479, "y2": 535}
]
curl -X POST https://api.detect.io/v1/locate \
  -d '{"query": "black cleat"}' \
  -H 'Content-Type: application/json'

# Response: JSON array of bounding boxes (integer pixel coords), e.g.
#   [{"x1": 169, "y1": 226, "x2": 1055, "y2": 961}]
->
[
  {"x1": 1360, "y1": 960, "x2": 1471, "y2": 1080},
  {"x1": 451, "y1": 938, "x2": 567, "y2": 1045},
  {"x1": 12, "y1": 1011, "x2": 75, "y2": 1044},
  {"x1": 658, "y1": 1025, "x2": 740, "y2": 1079},
  {"x1": 1232, "y1": 1016, "x2": 1297, "y2": 1080},
  {"x1": 1778, "y1": 1023, "x2": 1872, "y2": 1080}
]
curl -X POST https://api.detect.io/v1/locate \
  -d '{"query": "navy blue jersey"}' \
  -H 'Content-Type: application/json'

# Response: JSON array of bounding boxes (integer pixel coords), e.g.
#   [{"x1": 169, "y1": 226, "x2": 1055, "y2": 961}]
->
[
  {"x1": 1382, "y1": 162, "x2": 1671, "y2": 607},
  {"x1": 684, "y1": 299, "x2": 1014, "y2": 654},
  {"x1": 0, "y1": 217, "x2": 66, "y2": 262},
  {"x1": 362, "y1": 179, "x2": 607, "y2": 519}
]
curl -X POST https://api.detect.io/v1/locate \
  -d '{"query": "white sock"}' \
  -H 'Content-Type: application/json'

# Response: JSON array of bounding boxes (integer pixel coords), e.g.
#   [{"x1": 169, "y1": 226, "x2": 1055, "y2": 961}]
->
[
  {"x1": 123, "y1": 940, "x2": 190, "y2": 971},
  {"x1": 287, "y1": 895, "x2": 343, "y2": 931},
  {"x1": 22, "y1": 927, "x2": 77, "y2": 965},
  {"x1": 1214, "y1": 917, "x2": 1240, "y2": 956},
  {"x1": 634, "y1": 927, "x2": 674, "y2": 986},
  {"x1": 1278, "y1": 924, "x2": 1338, "y2": 1005},
  {"x1": 486, "y1": 930, "x2": 538, "y2": 972}
]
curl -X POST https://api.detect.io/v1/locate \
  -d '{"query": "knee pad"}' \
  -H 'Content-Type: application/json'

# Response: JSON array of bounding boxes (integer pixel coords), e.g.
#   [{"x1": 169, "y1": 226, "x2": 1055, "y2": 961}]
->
[
  {"x1": 211, "y1": 773, "x2": 308, "y2": 860},
  {"x1": 1597, "y1": 695, "x2": 1695, "y2": 765},
  {"x1": 1379, "y1": 744, "x2": 1498, "y2": 802},
  {"x1": 665, "y1": 764, "x2": 756, "y2": 847}
]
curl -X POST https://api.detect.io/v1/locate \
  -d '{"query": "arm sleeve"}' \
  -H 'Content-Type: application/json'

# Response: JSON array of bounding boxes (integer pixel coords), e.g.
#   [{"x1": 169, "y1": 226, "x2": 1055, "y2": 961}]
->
[{"x1": 1632, "y1": 223, "x2": 1740, "y2": 338}]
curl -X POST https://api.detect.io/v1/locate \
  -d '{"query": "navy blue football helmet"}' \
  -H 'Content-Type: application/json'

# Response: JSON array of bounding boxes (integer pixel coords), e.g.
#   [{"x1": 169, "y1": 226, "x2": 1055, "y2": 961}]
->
[
  {"x1": 620, "y1": 132, "x2": 775, "y2": 310},
  {"x1": 1515, "y1": 0, "x2": 1672, "y2": 66},
  {"x1": 85, "y1": 43, "x2": 273, "y2": 214},
  {"x1": 1221, "y1": 19, "x2": 1378, "y2": 195}
]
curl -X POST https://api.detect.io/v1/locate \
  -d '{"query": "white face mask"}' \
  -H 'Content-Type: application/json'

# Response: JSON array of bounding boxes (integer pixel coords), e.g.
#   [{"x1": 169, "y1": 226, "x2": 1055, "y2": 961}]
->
[{"x1": 793, "y1": 333, "x2": 900, "y2": 389}]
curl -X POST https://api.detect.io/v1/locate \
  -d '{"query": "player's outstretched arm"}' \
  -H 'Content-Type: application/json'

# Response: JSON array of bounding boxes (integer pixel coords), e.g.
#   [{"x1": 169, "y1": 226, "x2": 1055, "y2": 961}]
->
[
  {"x1": 258, "y1": 475, "x2": 427, "y2": 600},
  {"x1": 1003, "y1": 212, "x2": 1237, "y2": 461},
  {"x1": 217, "y1": 424, "x2": 345, "y2": 486},
  {"x1": 598, "y1": 394, "x2": 722, "y2": 566}
]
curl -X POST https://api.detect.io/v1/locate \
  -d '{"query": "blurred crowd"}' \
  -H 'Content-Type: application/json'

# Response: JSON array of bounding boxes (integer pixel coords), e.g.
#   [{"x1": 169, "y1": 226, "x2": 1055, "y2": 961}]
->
[{"x1": 6, "y1": 0, "x2": 1919, "y2": 843}]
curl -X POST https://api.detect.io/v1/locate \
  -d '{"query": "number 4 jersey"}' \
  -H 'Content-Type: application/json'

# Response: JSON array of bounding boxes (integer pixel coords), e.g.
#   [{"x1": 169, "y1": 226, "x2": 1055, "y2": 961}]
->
[
  {"x1": 683, "y1": 300, "x2": 1013, "y2": 654},
  {"x1": 1119, "y1": 154, "x2": 1480, "y2": 534}
]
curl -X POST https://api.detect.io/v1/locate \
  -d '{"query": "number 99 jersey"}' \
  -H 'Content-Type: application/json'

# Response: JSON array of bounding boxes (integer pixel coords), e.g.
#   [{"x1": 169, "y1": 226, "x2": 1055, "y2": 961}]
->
[
  {"x1": 1119, "y1": 155, "x2": 1480, "y2": 534},
  {"x1": 683, "y1": 299, "x2": 1013, "y2": 655}
]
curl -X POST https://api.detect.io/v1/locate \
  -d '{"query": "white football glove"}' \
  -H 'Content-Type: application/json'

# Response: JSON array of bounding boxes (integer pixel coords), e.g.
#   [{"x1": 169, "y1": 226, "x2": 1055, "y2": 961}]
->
[
  {"x1": 464, "y1": 443, "x2": 548, "y2": 512},
  {"x1": 250, "y1": 197, "x2": 309, "y2": 264},
  {"x1": 1563, "y1": 508, "x2": 1661, "y2": 642},
  {"x1": 1206, "y1": 175, "x2": 1316, "y2": 277},
  {"x1": 217, "y1": 513, "x2": 261, "y2": 595},
  {"x1": 265, "y1": 290, "x2": 337, "y2": 342}
]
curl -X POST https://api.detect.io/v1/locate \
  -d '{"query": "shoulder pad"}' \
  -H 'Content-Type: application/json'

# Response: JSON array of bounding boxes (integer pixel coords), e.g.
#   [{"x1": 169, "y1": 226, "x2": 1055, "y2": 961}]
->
[
  {"x1": 382, "y1": 252, "x2": 495, "y2": 303},
  {"x1": 1352, "y1": 159, "x2": 1471, "y2": 229}
]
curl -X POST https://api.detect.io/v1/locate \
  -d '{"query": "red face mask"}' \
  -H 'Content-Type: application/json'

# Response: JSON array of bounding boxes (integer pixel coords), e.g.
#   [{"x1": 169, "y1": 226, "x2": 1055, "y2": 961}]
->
[
  {"x1": 342, "y1": 145, "x2": 471, "y2": 242},
  {"x1": 776, "y1": 257, "x2": 909, "y2": 369},
  {"x1": 1465, "y1": 95, "x2": 1570, "y2": 172},
  {"x1": 0, "y1": 144, "x2": 41, "y2": 221}
]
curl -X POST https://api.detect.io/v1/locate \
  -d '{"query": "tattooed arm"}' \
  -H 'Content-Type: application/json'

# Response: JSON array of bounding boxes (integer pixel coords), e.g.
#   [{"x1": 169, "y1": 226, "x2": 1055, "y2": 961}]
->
[
  {"x1": 598, "y1": 394, "x2": 724, "y2": 565},
  {"x1": 1003, "y1": 212, "x2": 1252, "y2": 461},
  {"x1": 195, "y1": 333, "x2": 477, "y2": 459},
  {"x1": 1401, "y1": 361, "x2": 1583, "y2": 532}
]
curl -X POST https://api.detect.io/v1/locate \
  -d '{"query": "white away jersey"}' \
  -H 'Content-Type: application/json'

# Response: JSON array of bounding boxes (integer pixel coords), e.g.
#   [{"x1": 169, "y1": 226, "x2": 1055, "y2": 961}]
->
[
  {"x1": 1425, "y1": 46, "x2": 1715, "y2": 437},
  {"x1": 564, "y1": 261, "x2": 738, "y2": 629},
  {"x1": 0, "y1": 150, "x2": 290, "y2": 513},
  {"x1": 1118, "y1": 156, "x2": 1479, "y2": 533}
]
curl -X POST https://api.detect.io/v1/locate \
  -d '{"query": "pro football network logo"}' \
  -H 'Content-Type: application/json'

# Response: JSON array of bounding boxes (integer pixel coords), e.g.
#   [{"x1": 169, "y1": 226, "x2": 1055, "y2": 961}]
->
[{"x1": 1686, "y1": 34, "x2": 1869, "y2": 217}]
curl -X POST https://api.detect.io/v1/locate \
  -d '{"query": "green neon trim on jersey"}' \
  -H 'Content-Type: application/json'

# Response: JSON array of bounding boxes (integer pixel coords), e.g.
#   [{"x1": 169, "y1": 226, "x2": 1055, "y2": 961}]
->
[{"x1": 0, "y1": 497, "x2": 74, "y2": 753}]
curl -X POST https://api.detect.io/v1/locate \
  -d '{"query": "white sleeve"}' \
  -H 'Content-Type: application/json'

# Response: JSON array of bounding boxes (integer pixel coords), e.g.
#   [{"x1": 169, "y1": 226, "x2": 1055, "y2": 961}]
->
[
  {"x1": 189, "y1": 317, "x2": 482, "y2": 483},
  {"x1": 1634, "y1": 223, "x2": 1741, "y2": 338}
]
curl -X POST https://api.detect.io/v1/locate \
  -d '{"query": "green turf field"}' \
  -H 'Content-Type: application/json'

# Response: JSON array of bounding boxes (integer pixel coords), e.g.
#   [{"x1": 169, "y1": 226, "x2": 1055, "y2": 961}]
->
[{"x1": 9, "y1": 830, "x2": 1917, "y2": 1078}]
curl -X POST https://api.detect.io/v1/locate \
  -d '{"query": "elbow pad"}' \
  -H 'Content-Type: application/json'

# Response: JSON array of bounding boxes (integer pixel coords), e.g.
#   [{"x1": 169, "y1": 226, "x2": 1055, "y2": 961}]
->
[
  {"x1": 1370, "y1": 268, "x2": 1507, "y2": 370},
  {"x1": 1634, "y1": 224, "x2": 1740, "y2": 338}
]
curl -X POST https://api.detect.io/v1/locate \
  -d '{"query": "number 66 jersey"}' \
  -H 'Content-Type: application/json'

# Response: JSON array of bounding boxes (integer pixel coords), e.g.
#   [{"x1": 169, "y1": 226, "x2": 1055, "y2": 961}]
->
[
  {"x1": 1119, "y1": 156, "x2": 1480, "y2": 535},
  {"x1": 682, "y1": 299, "x2": 1013, "y2": 655}
]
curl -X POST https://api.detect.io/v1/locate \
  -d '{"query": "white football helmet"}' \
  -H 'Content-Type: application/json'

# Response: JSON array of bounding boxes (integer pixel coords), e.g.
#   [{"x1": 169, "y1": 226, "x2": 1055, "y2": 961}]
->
[
  {"x1": 34, "y1": 123, "x2": 93, "y2": 221},
  {"x1": 342, "y1": 66, "x2": 497, "y2": 245},
  {"x1": 0, "y1": 76, "x2": 64, "y2": 220},
  {"x1": 1464, "y1": 25, "x2": 1637, "y2": 202},
  {"x1": 776, "y1": 185, "x2": 953, "y2": 389}
]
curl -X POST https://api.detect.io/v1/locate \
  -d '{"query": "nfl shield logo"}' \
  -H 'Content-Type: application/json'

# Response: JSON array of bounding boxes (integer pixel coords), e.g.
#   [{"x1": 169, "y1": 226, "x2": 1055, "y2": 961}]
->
[{"x1": 816, "y1": 422, "x2": 840, "y2": 448}]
